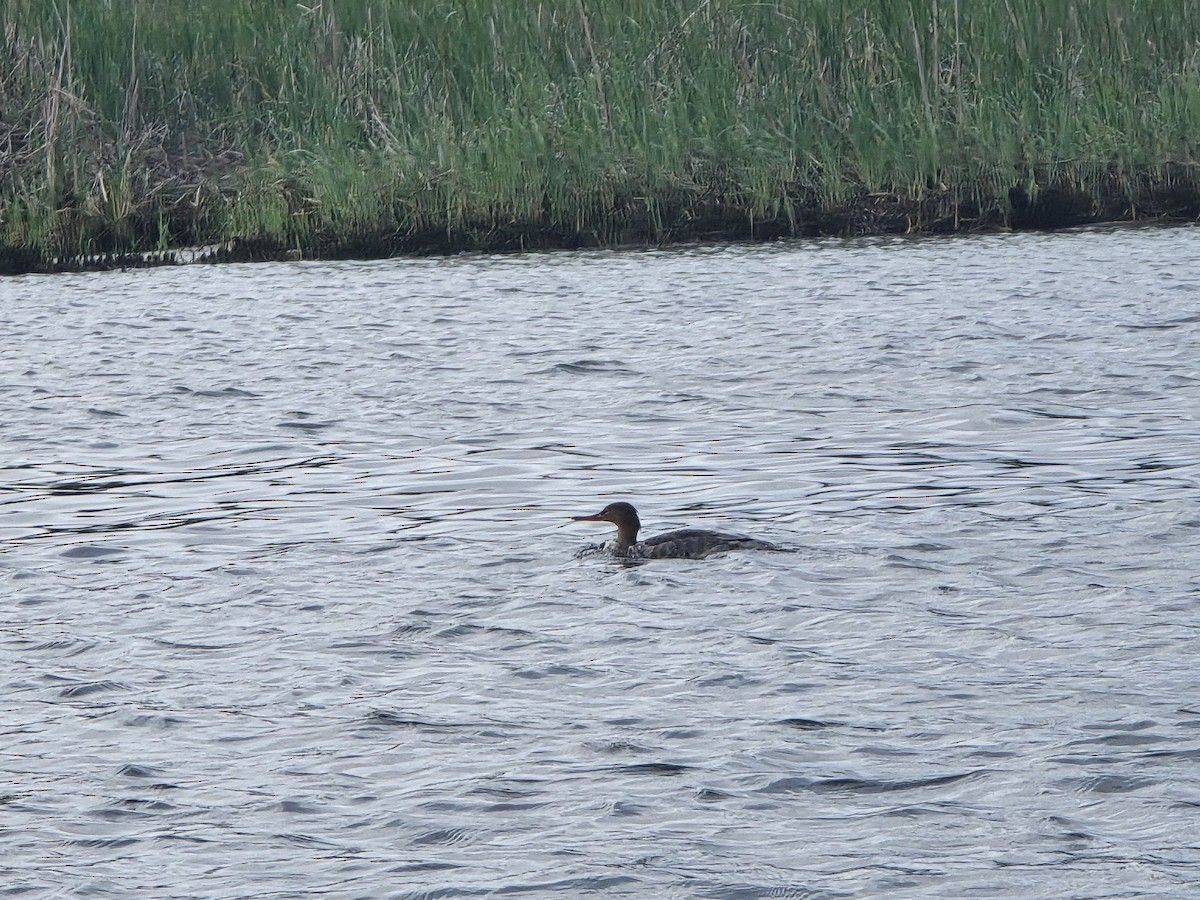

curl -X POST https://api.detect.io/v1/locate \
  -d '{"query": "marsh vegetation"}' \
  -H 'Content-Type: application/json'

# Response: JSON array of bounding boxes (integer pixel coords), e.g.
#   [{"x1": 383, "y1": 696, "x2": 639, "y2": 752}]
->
[{"x1": 3, "y1": 0, "x2": 1199, "y2": 271}]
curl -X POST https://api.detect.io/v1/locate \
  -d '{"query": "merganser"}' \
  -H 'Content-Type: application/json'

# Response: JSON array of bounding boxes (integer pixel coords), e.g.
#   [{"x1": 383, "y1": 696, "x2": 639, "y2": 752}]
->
[{"x1": 572, "y1": 501, "x2": 777, "y2": 559}]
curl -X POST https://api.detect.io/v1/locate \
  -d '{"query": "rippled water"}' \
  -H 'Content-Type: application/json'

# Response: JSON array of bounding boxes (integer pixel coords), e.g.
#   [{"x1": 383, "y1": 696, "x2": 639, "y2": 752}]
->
[{"x1": 3, "y1": 226, "x2": 1200, "y2": 897}]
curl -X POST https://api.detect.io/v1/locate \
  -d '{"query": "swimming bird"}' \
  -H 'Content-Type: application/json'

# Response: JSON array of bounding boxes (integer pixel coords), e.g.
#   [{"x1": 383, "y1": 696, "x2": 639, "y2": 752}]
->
[{"x1": 572, "y1": 501, "x2": 777, "y2": 559}]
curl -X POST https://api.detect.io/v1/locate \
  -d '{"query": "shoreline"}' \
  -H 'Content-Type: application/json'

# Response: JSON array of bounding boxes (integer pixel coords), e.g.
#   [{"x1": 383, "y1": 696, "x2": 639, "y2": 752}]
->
[{"x1": 4, "y1": 177, "x2": 1197, "y2": 276}]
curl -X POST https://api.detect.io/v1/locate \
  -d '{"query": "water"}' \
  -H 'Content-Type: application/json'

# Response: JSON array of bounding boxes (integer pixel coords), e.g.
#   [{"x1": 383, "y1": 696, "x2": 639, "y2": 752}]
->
[{"x1": 2, "y1": 226, "x2": 1199, "y2": 898}]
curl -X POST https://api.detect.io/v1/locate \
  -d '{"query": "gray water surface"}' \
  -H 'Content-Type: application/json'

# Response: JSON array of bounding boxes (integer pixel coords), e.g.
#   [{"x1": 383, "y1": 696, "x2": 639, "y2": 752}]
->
[{"x1": 2, "y1": 228, "x2": 1200, "y2": 897}]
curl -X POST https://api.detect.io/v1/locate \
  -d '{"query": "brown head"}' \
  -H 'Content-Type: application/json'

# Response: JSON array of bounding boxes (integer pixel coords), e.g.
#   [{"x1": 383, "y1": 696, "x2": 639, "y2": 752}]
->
[{"x1": 572, "y1": 501, "x2": 641, "y2": 547}]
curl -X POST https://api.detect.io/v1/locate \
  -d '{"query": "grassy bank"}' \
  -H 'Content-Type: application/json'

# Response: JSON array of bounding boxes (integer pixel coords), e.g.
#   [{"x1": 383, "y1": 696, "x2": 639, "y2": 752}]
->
[{"x1": 3, "y1": 0, "x2": 1200, "y2": 272}]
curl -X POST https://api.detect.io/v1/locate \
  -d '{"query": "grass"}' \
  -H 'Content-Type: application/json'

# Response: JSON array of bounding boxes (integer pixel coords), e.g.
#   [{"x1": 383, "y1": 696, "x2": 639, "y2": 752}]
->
[{"x1": 2, "y1": 0, "x2": 1200, "y2": 271}]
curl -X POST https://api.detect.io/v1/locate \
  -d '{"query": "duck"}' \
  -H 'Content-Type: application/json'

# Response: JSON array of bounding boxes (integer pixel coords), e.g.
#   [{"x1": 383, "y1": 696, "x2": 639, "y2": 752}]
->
[{"x1": 572, "y1": 501, "x2": 777, "y2": 559}]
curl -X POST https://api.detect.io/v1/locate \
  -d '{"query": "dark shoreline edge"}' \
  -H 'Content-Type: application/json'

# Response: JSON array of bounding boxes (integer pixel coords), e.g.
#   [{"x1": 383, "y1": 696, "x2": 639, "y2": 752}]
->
[{"x1": 3, "y1": 174, "x2": 1198, "y2": 276}]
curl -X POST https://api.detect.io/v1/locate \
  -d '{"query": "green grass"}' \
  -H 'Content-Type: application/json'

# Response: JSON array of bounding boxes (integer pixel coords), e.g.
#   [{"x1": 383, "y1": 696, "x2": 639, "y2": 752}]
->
[{"x1": 2, "y1": 0, "x2": 1199, "y2": 269}]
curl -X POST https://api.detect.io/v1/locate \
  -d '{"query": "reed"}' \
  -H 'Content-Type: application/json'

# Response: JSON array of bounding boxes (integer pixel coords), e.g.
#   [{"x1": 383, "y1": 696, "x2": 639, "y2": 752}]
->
[{"x1": 2, "y1": 0, "x2": 1199, "y2": 270}]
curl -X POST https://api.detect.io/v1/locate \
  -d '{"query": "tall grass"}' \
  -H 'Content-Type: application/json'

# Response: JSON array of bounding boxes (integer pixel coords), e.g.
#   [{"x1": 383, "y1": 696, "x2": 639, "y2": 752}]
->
[{"x1": 2, "y1": 0, "x2": 1199, "y2": 268}]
